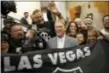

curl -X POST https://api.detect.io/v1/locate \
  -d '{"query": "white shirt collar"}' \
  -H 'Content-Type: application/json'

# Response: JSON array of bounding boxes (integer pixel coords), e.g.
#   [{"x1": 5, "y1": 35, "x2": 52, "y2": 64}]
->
[
  {"x1": 57, "y1": 34, "x2": 66, "y2": 49},
  {"x1": 57, "y1": 34, "x2": 65, "y2": 40},
  {"x1": 100, "y1": 29, "x2": 109, "y2": 35}
]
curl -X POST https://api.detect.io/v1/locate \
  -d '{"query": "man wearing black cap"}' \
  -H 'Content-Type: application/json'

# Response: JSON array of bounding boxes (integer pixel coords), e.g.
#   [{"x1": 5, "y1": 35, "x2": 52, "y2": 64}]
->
[
  {"x1": 1, "y1": 18, "x2": 16, "y2": 53},
  {"x1": 2, "y1": 17, "x2": 15, "y2": 33},
  {"x1": 1, "y1": 17, "x2": 16, "y2": 41}
]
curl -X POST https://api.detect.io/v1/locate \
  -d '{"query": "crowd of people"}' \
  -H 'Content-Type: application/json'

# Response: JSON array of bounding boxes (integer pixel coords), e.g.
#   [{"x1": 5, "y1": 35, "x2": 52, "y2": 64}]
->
[{"x1": 1, "y1": 3, "x2": 109, "y2": 54}]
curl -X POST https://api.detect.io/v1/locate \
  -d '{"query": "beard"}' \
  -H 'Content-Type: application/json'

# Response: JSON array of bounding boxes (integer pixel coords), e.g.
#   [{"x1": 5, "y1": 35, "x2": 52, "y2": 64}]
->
[
  {"x1": 34, "y1": 19, "x2": 44, "y2": 25},
  {"x1": 104, "y1": 22, "x2": 109, "y2": 30},
  {"x1": 37, "y1": 21, "x2": 46, "y2": 28},
  {"x1": 14, "y1": 32, "x2": 24, "y2": 40}
]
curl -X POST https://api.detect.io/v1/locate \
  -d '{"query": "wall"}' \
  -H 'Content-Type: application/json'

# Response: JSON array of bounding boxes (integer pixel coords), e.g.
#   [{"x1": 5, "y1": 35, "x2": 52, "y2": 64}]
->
[
  {"x1": 81, "y1": 2, "x2": 109, "y2": 30},
  {"x1": 94, "y1": 2, "x2": 109, "y2": 16},
  {"x1": 3, "y1": 1, "x2": 109, "y2": 30},
  {"x1": 8, "y1": 2, "x2": 67, "y2": 23},
  {"x1": 8, "y1": 2, "x2": 40, "y2": 24},
  {"x1": 66, "y1": 2, "x2": 87, "y2": 21},
  {"x1": 55, "y1": 2, "x2": 67, "y2": 19},
  {"x1": 66, "y1": 2, "x2": 109, "y2": 30}
]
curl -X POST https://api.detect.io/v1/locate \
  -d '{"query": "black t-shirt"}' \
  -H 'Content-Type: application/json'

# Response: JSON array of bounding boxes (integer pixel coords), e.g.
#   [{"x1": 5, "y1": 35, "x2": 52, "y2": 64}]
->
[{"x1": 32, "y1": 21, "x2": 56, "y2": 42}]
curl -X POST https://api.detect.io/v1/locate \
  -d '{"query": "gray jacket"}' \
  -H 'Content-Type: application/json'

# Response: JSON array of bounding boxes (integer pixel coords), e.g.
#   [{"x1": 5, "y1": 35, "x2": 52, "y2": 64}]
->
[{"x1": 47, "y1": 35, "x2": 78, "y2": 49}]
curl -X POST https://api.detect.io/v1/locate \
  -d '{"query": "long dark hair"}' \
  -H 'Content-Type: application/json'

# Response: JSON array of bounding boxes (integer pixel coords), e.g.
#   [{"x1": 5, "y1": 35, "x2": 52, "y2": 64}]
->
[{"x1": 66, "y1": 21, "x2": 78, "y2": 34}]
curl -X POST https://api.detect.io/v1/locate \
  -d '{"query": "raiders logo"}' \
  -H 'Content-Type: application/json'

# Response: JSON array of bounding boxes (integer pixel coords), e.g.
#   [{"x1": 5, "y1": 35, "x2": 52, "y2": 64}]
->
[
  {"x1": 40, "y1": 31, "x2": 51, "y2": 42},
  {"x1": 52, "y1": 66, "x2": 83, "y2": 73},
  {"x1": 16, "y1": 47, "x2": 22, "y2": 54}
]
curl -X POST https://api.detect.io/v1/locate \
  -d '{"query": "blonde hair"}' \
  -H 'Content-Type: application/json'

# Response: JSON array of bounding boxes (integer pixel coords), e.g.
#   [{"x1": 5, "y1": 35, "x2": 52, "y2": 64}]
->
[
  {"x1": 31, "y1": 9, "x2": 42, "y2": 21},
  {"x1": 48, "y1": 2, "x2": 55, "y2": 8},
  {"x1": 32, "y1": 9, "x2": 41, "y2": 15}
]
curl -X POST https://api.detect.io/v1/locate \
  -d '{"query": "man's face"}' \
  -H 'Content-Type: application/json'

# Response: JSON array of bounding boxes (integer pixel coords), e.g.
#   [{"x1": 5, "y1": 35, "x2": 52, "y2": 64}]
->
[
  {"x1": 25, "y1": 13, "x2": 29, "y2": 18},
  {"x1": 103, "y1": 16, "x2": 109, "y2": 29},
  {"x1": 33, "y1": 11, "x2": 44, "y2": 25},
  {"x1": 10, "y1": 25, "x2": 24, "y2": 40},
  {"x1": 88, "y1": 32, "x2": 97, "y2": 45},
  {"x1": 55, "y1": 21, "x2": 66, "y2": 37}
]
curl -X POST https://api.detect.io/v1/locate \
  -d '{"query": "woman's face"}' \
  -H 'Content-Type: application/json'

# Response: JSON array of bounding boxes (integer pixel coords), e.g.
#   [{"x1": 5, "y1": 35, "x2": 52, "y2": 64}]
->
[
  {"x1": 69, "y1": 23, "x2": 77, "y2": 34},
  {"x1": 76, "y1": 33, "x2": 85, "y2": 45}
]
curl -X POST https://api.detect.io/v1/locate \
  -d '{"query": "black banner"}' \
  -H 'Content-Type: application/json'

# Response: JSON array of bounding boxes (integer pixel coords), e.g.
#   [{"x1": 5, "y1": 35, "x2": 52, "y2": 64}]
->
[{"x1": 1, "y1": 39, "x2": 109, "y2": 73}]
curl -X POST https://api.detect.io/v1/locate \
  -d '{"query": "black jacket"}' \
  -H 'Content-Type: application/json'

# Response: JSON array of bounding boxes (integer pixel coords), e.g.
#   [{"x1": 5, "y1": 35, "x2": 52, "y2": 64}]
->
[
  {"x1": 20, "y1": 17, "x2": 28, "y2": 25},
  {"x1": 8, "y1": 37, "x2": 25, "y2": 54},
  {"x1": 22, "y1": 36, "x2": 47, "y2": 53}
]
